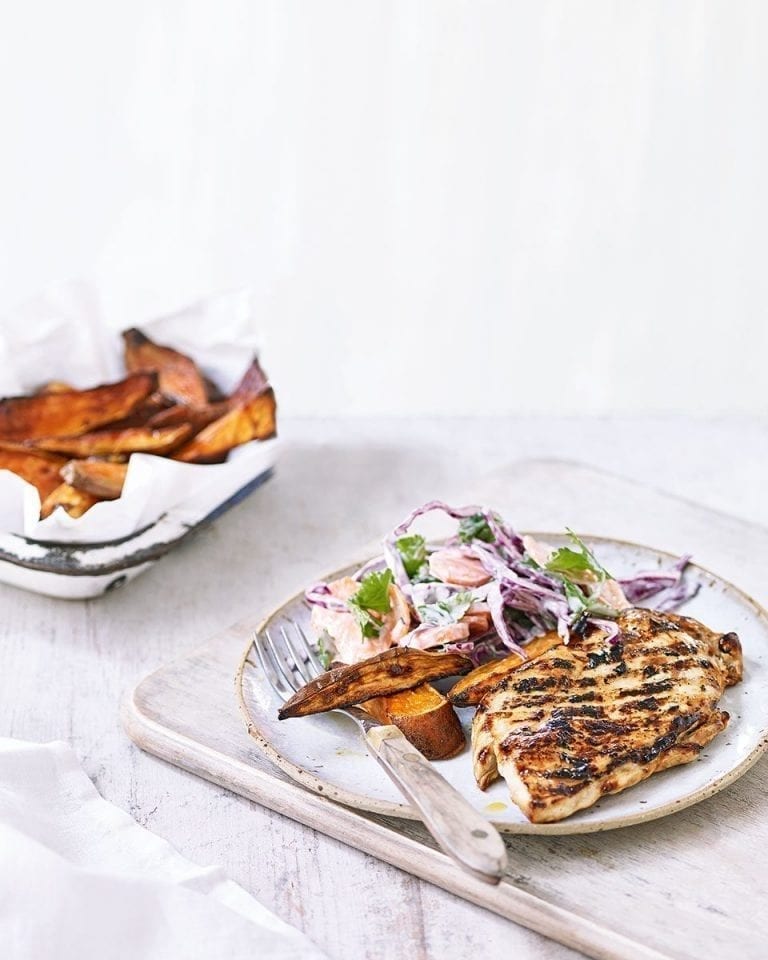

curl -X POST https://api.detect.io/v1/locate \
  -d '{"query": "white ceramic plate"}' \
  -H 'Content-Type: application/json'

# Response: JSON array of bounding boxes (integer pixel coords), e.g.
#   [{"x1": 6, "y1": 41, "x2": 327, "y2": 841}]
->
[{"x1": 237, "y1": 536, "x2": 768, "y2": 834}]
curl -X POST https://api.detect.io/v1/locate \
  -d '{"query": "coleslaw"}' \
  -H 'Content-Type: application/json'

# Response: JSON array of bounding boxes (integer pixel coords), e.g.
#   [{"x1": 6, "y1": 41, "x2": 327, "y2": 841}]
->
[{"x1": 305, "y1": 500, "x2": 699, "y2": 665}]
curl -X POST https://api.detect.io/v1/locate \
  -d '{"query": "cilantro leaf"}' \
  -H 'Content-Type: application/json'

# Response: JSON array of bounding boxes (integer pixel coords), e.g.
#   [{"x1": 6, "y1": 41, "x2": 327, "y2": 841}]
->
[
  {"x1": 349, "y1": 606, "x2": 383, "y2": 638},
  {"x1": 544, "y1": 532, "x2": 619, "y2": 624},
  {"x1": 417, "y1": 590, "x2": 474, "y2": 626},
  {"x1": 565, "y1": 529, "x2": 612, "y2": 577},
  {"x1": 350, "y1": 569, "x2": 394, "y2": 613},
  {"x1": 545, "y1": 547, "x2": 595, "y2": 577},
  {"x1": 562, "y1": 579, "x2": 590, "y2": 613},
  {"x1": 545, "y1": 530, "x2": 612, "y2": 581},
  {"x1": 316, "y1": 629, "x2": 334, "y2": 669},
  {"x1": 565, "y1": 527, "x2": 611, "y2": 577},
  {"x1": 562, "y1": 578, "x2": 619, "y2": 621},
  {"x1": 458, "y1": 513, "x2": 495, "y2": 544},
  {"x1": 396, "y1": 534, "x2": 429, "y2": 579},
  {"x1": 347, "y1": 569, "x2": 394, "y2": 640}
]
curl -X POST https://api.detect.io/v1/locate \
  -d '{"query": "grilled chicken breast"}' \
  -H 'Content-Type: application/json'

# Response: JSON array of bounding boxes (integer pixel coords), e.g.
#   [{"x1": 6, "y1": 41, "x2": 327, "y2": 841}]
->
[{"x1": 472, "y1": 608, "x2": 742, "y2": 823}]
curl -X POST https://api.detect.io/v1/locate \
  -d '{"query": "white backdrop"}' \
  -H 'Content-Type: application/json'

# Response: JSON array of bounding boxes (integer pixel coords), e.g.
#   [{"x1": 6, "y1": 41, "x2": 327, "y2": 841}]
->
[{"x1": 1, "y1": 2, "x2": 766, "y2": 417}]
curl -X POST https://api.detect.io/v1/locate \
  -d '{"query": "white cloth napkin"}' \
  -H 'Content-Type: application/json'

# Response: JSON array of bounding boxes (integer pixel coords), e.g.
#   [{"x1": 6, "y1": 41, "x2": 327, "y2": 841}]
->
[{"x1": 0, "y1": 739, "x2": 328, "y2": 960}]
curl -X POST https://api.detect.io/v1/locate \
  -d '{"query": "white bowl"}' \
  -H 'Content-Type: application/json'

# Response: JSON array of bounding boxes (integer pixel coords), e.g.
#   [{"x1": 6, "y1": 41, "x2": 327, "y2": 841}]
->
[{"x1": 0, "y1": 448, "x2": 276, "y2": 599}]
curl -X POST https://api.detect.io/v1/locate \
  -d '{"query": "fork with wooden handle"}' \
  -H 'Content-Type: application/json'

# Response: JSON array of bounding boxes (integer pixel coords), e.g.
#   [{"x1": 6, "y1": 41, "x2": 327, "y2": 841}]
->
[{"x1": 252, "y1": 621, "x2": 509, "y2": 884}]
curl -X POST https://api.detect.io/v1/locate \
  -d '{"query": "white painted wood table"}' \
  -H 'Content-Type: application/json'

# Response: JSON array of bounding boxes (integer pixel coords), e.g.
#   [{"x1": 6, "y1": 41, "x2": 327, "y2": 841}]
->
[{"x1": 2, "y1": 416, "x2": 767, "y2": 960}]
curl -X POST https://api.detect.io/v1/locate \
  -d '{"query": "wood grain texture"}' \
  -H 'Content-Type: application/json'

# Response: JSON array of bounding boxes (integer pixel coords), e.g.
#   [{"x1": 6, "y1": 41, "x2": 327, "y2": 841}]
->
[{"x1": 3, "y1": 416, "x2": 768, "y2": 960}]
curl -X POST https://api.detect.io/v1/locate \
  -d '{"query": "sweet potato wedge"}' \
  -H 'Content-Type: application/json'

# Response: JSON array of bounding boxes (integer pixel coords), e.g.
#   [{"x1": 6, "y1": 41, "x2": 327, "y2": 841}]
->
[
  {"x1": 229, "y1": 357, "x2": 270, "y2": 406},
  {"x1": 172, "y1": 389, "x2": 276, "y2": 464},
  {"x1": 29, "y1": 423, "x2": 192, "y2": 458},
  {"x1": 36, "y1": 380, "x2": 75, "y2": 395},
  {"x1": 123, "y1": 328, "x2": 208, "y2": 406},
  {"x1": 171, "y1": 408, "x2": 254, "y2": 464},
  {"x1": 243, "y1": 388, "x2": 277, "y2": 439},
  {"x1": 103, "y1": 393, "x2": 173, "y2": 430},
  {"x1": 448, "y1": 631, "x2": 563, "y2": 707},
  {"x1": 362, "y1": 683, "x2": 466, "y2": 759},
  {"x1": 0, "y1": 373, "x2": 157, "y2": 441},
  {"x1": 278, "y1": 647, "x2": 473, "y2": 720},
  {"x1": 0, "y1": 446, "x2": 67, "y2": 500},
  {"x1": 147, "y1": 401, "x2": 229, "y2": 432},
  {"x1": 203, "y1": 375, "x2": 225, "y2": 402},
  {"x1": 61, "y1": 460, "x2": 128, "y2": 500},
  {"x1": 40, "y1": 483, "x2": 100, "y2": 519}
]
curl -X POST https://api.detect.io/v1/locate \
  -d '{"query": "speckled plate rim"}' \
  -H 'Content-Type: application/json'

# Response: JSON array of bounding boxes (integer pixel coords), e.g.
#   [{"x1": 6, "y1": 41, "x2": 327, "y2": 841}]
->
[{"x1": 236, "y1": 534, "x2": 768, "y2": 835}]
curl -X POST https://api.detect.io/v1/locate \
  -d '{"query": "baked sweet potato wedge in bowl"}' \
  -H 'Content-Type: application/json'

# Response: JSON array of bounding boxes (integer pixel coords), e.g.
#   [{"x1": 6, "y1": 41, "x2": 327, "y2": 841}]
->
[
  {"x1": 40, "y1": 483, "x2": 101, "y2": 519},
  {"x1": 28, "y1": 423, "x2": 193, "y2": 458},
  {"x1": 0, "y1": 327, "x2": 277, "y2": 524},
  {"x1": 60, "y1": 460, "x2": 128, "y2": 500},
  {"x1": 0, "y1": 373, "x2": 157, "y2": 442},
  {"x1": 123, "y1": 328, "x2": 209, "y2": 407}
]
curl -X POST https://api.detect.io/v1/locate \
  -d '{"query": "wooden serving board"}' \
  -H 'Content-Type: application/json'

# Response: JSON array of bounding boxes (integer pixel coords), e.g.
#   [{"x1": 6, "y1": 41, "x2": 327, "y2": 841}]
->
[{"x1": 123, "y1": 461, "x2": 768, "y2": 960}]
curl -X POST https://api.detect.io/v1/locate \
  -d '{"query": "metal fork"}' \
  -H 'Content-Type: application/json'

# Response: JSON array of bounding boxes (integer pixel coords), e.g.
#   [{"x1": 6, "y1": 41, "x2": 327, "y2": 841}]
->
[{"x1": 253, "y1": 620, "x2": 508, "y2": 885}]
